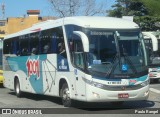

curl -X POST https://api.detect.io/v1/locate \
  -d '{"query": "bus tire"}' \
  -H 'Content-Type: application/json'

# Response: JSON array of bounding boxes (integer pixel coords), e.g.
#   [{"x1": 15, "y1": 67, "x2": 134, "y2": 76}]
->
[
  {"x1": 60, "y1": 83, "x2": 72, "y2": 107},
  {"x1": 14, "y1": 79, "x2": 22, "y2": 97}
]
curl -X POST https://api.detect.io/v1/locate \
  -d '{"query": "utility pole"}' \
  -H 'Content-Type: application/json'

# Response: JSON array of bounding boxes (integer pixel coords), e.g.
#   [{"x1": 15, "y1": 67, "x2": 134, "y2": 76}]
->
[{"x1": 1, "y1": 1, "x2": 5, "y2": 19}]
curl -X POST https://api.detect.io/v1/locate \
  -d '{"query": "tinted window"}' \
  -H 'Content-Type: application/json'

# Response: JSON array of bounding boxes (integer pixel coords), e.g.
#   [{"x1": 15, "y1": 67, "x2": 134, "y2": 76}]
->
[
  {"x1": 40, "y1": 27, "x2": 64, "y2": 55},
  {"x1": 65, "y1": 25, "x2": 84, "y2": 69},
  {"x1": 30, "y1": 33, "x2": 39, "y2": 55},
  {"x1": 3, "y1": 39, "x2": 12, "y2": 54},
  {"x1": 19, "y1": 35, "x2": 29, "y2": 56},
  {"x1": 3, "y1": 27, "x2": 66, "y2": 58}
]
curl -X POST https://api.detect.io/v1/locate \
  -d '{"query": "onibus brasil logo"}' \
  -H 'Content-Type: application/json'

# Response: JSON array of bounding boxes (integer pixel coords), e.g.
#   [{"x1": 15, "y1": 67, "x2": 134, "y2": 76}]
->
[{"x1": 26, "y1": 57, "x2": 40, "y2": 79}]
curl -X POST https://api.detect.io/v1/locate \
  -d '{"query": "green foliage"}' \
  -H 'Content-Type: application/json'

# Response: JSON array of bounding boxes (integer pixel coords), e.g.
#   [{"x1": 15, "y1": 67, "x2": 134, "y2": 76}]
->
[
  {"x1": 134, "y1": 16, "x2": 160, "y2": 31},
  {"x1": 139, "y1": 0, "x2": 160, "y2": 16},
  {"x1": 107, "y1": 0, "x2": 160, "y2": 31},
  {"x1": 108, "y1": 0, "x2": 148, "y2": 17}
]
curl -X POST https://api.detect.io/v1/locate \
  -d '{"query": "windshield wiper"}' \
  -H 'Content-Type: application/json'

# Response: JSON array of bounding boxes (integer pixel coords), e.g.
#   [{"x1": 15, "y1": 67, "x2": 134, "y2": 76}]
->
[
  {"x1": 123, "y1": 53, "x2": 137, "y2": 75},
  {"x1": 105, "y1": 54, "x2": 119, "y2": 77},
  {"x1": 105, "y1": 31, "x2": 121, "y2": 78},
  {"x1": 105, "y1": 31, "x2": 138, "y2": 78},
  {"x1": 121, "y1": 44, "x2": 137, "y2": 76}
]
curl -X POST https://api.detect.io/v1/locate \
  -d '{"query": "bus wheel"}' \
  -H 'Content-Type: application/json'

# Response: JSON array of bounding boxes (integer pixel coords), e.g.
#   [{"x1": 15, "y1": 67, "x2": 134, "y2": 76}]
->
[
  {"x1": 15, "y1": 79, "x2": 22, "y2": 97},
  {"x1": 61, "y1": 83, "x2": 72, "y2": 107}
]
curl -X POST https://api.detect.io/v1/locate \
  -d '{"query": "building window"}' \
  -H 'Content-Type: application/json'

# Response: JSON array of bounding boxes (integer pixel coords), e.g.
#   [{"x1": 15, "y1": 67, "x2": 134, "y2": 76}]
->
[{"x1": 0, "y1": 22, "x2": 5, "y2": 26}]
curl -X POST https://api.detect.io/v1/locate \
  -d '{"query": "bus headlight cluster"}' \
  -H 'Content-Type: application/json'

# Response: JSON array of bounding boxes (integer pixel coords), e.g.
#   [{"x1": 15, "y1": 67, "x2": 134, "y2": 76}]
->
[
  {"x1": 83, "y1": 78, "x2": 104, "y2": 88},
  {"x1": 93, "y1": 82, "x2": 104, "y2": 88},
  {"x1": 140, "y1": 79, "x2": 150, "y2": 87}
]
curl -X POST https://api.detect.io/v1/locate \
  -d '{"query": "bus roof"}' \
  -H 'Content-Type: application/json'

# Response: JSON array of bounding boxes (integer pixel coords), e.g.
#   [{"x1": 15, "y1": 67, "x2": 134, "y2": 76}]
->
[
  {"x1": 64, "y1": 16, "x2": 139, "y2": 29},
  {"x1": 4, "y1": 16, "x2": 139, "y2": 39}
]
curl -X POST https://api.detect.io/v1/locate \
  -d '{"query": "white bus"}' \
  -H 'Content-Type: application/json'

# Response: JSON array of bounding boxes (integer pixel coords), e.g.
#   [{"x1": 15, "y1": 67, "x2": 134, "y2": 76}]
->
[
  {"x1": 143, "y1": 31, "x2": 160, "y2": 82},
  {"x1": 3, "y1": 16, "x2": 149, "y2": 107}
]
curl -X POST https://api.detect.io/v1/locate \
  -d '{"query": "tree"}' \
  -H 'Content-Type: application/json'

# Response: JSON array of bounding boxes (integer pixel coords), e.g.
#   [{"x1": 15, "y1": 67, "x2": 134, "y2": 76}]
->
[
  {"x1": 107, "y1": 0, "x2": 160, "y2": 31},
  {"x1": 134, "y1": 0, "x2": 160, "y2": 31},
  {"x1": 139, "y1": 0, "x2": 160, "y2": 16},
  {"x1": 48, "y1": 0, "x2": 106, "y2": 17},
  {"x1": 108, "y1": 2, "x2": 123, "y2": 17},
  {"x1": 128, "y1": 1, "x2": 148, "y2": 16},
  {"x1": 108, "y1": 0, "x2": 149, "y2": 17},
  {"x1": 134, "y1": 16, "x2": 160, "y2": 31}
]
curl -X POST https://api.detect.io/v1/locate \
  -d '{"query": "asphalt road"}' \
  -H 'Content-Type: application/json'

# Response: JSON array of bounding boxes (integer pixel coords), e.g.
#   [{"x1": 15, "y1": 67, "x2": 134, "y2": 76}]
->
[{"x1": 0, "y1": 82, "x2": 160, "y2": 117}]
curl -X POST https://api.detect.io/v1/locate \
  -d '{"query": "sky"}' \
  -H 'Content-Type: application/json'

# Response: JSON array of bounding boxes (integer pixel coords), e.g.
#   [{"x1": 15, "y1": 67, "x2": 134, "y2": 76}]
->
[{"x1": 0, "y1": 0, "x2": 115, "y2": 19}]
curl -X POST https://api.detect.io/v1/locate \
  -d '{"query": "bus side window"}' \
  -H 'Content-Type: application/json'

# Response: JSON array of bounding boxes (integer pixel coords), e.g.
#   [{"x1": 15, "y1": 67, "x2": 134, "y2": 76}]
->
[
  {"x1": 12, "y1": 38, "x2": 20, "y2": 56},
  {"x1": 57, "y1": 38, "x2": 67, "y2": 58},
  {"x1": 30, "y1": 33, "x2": 39, "y2": 55},
  {"x1": 56, "y1": 26, "x2": 67, "y2": 58},
  {"x1": 41, "y1": 30, "x2": 51, "y2": 54},
  {"x1": 40, "y1": 27, "x2": 63, "y2": 55},
  {"x1": 3, "y1": 39, "x2": 12, "y2": 54},
  {"x1": 43, "y1": 43, "x2": 50, "y2": 54},
  {"x1": 19, "y1": 35, "x2": 29, "y2": 56}
]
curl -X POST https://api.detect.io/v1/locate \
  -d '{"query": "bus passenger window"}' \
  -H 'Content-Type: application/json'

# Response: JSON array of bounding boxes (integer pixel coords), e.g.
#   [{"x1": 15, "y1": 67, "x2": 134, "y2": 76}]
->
[
  {"x1": 58, "y1": 42, "x2": 66, "y2": 58},
  {"x1": 3, "y1": 39, "x2": 12, "y2": 54},
  {"x1": 19, "y1": 35, "x2": 30, "y2": 56},
  {"x1": 31, "y1": 47, "x2": 37, "y2": 55},
  {"x1": 21, "y1": 48, "x2": 28, "y2": 56},
  {"x1": 43, "y1": 43, "x2": 50, "y2": 54}
]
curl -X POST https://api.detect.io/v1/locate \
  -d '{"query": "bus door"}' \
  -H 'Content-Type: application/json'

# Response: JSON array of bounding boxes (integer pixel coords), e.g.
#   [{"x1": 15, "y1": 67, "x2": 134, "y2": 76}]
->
[{"x1": 71, "y1": 36, "x2": 86, "y2": 101}]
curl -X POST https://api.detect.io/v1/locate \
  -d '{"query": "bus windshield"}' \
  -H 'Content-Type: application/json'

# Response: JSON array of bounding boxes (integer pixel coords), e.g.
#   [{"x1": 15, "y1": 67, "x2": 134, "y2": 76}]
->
[{"x1": 85, "y1": 29, "x2": 147, "y2": 78}]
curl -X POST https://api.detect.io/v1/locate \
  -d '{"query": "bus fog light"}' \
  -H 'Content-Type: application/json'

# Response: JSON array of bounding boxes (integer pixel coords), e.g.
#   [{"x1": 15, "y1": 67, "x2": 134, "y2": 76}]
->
[
  {"x1": 144, "y1": 91, "x2": 149, "y2": 96},
  {"x1": 92, "y1": 92, "x2": 100, "y2": 98}
]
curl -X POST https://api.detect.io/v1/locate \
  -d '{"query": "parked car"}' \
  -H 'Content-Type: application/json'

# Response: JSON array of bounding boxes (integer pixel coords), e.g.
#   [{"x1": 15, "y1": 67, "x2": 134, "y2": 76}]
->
[{"x1": 0, "y1": 70, "x2": 3, "y2": 84}]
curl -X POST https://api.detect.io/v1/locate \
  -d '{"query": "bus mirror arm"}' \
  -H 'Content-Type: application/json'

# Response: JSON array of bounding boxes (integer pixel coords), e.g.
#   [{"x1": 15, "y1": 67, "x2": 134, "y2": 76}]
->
[{"x1": 73, "y1": 31, "x2": 89, "y2": 52}]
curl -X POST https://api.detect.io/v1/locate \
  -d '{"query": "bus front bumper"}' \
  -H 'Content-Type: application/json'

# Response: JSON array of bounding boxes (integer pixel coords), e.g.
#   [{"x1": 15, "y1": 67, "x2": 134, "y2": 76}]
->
[
  {"x1": 86, "y1": 84, "x2": 149, "y2": 102},
  {"x1": 149, "y1": 72, "x2": 160, "y2": 79}
]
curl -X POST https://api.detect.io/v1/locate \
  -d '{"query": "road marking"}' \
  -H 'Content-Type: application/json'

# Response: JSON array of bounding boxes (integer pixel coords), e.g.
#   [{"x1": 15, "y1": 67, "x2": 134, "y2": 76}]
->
[{"x1": 150, "y1": 88, "x2": 160, "y2": 94}]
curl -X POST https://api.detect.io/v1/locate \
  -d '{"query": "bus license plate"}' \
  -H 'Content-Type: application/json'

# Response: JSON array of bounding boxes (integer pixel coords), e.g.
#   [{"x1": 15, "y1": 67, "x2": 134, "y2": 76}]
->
[{"x1": 118, "y1": 93, "x2": 129, "y2": 98}]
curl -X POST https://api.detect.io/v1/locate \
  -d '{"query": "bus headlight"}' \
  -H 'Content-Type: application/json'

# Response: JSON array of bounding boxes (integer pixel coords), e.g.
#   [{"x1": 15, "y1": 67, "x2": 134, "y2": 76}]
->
[
  {"x1": 93, "y1": 82, "x2": 104, "y2": 88},
  {"x1": 141, "y1": 79, "x2": 150, "y2": 87},
  {"x1": 83, "y1": 78, "x2": 104, "y2": 88}
]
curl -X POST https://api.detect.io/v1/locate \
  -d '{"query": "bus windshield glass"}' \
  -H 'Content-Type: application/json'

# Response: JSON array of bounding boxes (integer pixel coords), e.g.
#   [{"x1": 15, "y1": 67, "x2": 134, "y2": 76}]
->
[{"x1": 85, "y1": 29, "x2": 147, "y2": 78}]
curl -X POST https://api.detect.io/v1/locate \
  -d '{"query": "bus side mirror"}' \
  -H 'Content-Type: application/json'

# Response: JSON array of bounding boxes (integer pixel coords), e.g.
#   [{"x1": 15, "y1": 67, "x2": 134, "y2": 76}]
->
[
  {"x1": 142, "y1": 32, "x2": 158, "y2": 51},
  {"x1": 115, "y1": 31, "x2": 120, "y2": 40},
  {"x1": 73, "y1": 31, "x2": 89, "y2": 52}
]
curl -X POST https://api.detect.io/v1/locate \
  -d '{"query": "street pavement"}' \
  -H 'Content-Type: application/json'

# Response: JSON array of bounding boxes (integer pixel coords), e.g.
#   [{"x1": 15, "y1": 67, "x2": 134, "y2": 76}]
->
[{"x1": 0, "y1": 82, "x2": 159, "y2": 116}]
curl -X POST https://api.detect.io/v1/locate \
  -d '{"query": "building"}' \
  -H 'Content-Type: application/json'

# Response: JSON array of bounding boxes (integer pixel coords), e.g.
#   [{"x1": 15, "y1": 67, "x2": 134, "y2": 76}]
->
[
  {"x1": 0, "y1": 10, "x2": 56, "y2": 38},
  {"x1": 0, "y1": 10, "x2": 57, "y2": 70},
  {"x1": 0, "y1": 20, "x2": 6, "y2": 39}
]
